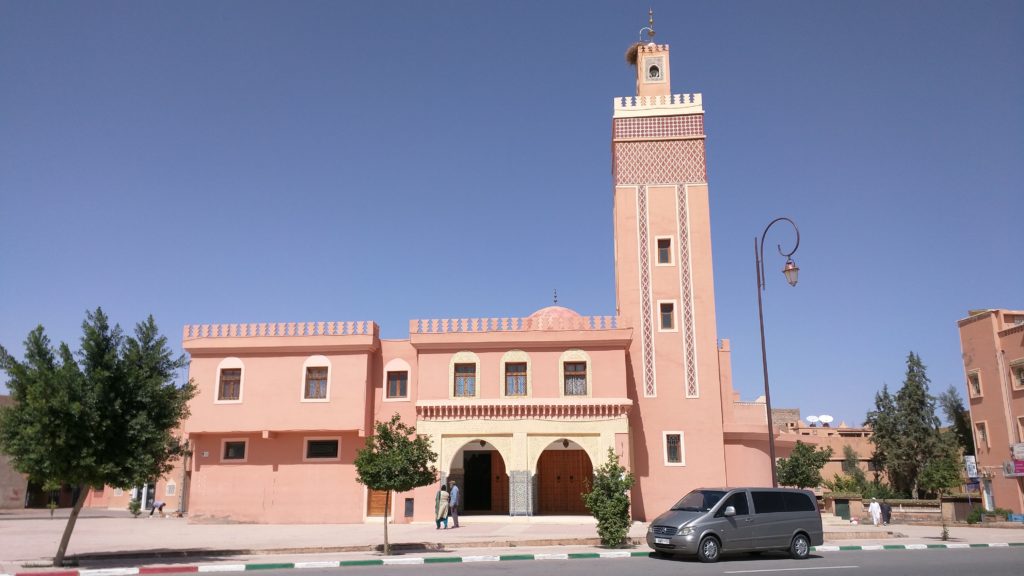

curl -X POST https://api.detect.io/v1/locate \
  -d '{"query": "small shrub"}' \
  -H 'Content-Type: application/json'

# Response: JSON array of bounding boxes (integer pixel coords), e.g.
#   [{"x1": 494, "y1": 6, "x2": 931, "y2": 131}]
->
[
  {"x1": 128, "y1": 498, "x2": 142, "y2": 518},
  {"x1": 584, "y1": 448, "x2": 635, "y2": 548}
]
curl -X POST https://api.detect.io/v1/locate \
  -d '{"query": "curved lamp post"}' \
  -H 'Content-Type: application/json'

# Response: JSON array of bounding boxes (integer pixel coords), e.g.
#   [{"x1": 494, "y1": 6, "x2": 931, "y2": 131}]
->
[{"x1": 755, "y1": 217, "x2": 801, "y2": 487}]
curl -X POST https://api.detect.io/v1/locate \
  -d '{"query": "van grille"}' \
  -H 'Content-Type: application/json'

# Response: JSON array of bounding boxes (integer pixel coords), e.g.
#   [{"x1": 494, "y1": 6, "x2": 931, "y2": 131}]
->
[{"x1": 650, "y1": 525, "x2": 677, "y2": 536}]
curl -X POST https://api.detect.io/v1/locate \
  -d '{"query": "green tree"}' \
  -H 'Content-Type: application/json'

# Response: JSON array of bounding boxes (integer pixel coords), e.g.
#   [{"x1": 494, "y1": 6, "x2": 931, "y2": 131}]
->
[
  {"x1": 866, "y1": 352, "x2": 951, "y2": 498},
  {"x1": 841, "y1": 445, "x2": 867, "y2": 489},
  {"x1": 354, "y1": 413, "x2": 437, "y2": 556},
  {"x1": 919, "y1": 431, "x2": 964, "y2": 496},
  {"x1": 583, "y1": 448, "x2": 635, "y2": 547},
  {"x1": 0, "y1": 309, "x2": 194, "y2": 566},
  {"x1": 938, "y1": 384, "x2": 975, "y2": 457},
  {"x1": 776, "y1": 441, "x2": 833, "y2": 489}
]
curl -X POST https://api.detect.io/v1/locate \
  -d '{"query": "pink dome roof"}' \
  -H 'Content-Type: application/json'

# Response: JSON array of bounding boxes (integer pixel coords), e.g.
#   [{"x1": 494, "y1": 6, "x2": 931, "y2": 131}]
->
[{"x1": 527, "y1": 305, "x2": 582, "y2": 321}]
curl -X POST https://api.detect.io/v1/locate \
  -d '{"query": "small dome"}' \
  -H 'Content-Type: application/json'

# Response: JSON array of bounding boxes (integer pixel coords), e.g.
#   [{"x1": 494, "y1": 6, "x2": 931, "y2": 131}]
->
[{"x1": 527, "y1": 305, "x2": 582, "y2": 321}]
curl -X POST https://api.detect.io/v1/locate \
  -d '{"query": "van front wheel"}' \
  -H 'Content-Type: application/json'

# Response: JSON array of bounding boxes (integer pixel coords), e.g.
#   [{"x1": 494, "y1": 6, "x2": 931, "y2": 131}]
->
[
  {"x1": 789, "y1": 534, "x2": 810, "y2": 560},
  {"x1": 697, "y1": 536, "x2": 720, "y2": 563}
]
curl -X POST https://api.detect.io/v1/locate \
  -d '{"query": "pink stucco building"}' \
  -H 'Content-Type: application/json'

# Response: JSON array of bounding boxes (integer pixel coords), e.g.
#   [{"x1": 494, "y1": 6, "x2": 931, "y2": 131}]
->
[
  {"x1": 958, "y1": 309, "x2": 1024, "y2": 513},
  {"x1": 180, "y1": 41, "x2": 788, "y2": 524}
]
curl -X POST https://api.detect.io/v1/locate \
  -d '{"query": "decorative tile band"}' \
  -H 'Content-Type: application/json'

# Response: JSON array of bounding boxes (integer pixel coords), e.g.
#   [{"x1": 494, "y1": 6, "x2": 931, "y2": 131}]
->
[
  {"x1": 614, "y1": 140, "x2": 707, "y2": 185},
  {"x1": 676, "y1": 186, "x2": 698, "y2": 399},
  {"x1": 183, "y1": 321, "x2": 375, "y2": 340},
  {"x1": 637, "y1": 185, "x2": 657, "y2": 398},
  {"x1": 613, "y1": 115, "x2": 703, "y2": 140}
]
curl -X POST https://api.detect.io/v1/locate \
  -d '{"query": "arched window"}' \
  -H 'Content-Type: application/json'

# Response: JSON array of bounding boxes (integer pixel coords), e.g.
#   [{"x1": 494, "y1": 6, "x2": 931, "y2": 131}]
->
[
  {"x1": 449, "y1": 351, "x2": 480, "y2": 399},
  {"x1": 301, "y1": 355, "x2": 331, "y2": 402},
  {"x1": 215, "y1": 357, "x2": 244, "y2": 403},
  {"x1": 383, "y1": 358, "x2": 412, "y2": 401},
  {"x1": 501, "y1": 350, "x2": 531, "y2": 398},
  {"x1": 559, "y1": 349, "x2": 592, "y2": 397}
]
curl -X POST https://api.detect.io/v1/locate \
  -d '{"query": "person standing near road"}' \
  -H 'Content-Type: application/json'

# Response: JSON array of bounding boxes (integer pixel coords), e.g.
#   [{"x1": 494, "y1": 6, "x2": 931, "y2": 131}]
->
[
  {"x1": 448, "y1": 480, "x2": 460, "y2": 528},
  {"x1": 868, "y1": 498, "x2": 882, "y2": 526},
  {"x1": 434, "y1": 484, "x2": 450, "y2": 530}
]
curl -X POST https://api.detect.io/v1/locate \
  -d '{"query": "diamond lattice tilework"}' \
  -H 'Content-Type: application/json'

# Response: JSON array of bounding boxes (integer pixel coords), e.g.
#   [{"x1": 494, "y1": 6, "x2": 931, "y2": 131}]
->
[
  {"x1": 637, "y1": 185, "x2": 657, "y2": 398},
  {"x1": 677, "y1": 187, "x2": 698, "y2": 398},
  {"x1": 613, "y1": 115, "x2": 704, "y2": 140},
  {"x1": 614, "y1": 140, "x2": 707, "y2": 185}
]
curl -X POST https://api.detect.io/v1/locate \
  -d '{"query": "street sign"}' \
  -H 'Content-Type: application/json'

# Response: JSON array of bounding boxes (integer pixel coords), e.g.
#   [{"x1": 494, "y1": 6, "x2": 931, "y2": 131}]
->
[{"x1": 964, "y1": 455, "x2": 979, "y2": 479}]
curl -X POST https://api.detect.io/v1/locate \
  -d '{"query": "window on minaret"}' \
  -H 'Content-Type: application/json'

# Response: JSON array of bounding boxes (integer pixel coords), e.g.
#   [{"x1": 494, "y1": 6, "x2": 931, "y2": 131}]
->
[
  {"x1": 304, "y1": 367, "x2": 328, "y2": 400},
  {"x1": 564, "y1": 362, "x2": 587, "y2": 396},
  {"x1": 657, "y1": 238, "x2": 672, "y2": 264},
  {"x1": 660, "y1": 302, "x2": 675, "y2": 330},
  {"x1": 505, "y1": 363, "x2": 527, "y2": 397},
  {"x1": 454, "y1": 363, "x2": 476, "y2": 397},
  {"x1": 967, "y1": 372, "x2": 982, "y2": 397}
]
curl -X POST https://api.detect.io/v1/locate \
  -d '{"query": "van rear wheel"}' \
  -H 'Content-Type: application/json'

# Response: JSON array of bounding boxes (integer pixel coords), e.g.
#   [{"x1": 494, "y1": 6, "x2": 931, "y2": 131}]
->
[
  {"x1": 697, "y1": 536, "x2": 720, "y2": 563},
  {"x1": 790, "y1": 534, "x2": 810, "y2": 560}
]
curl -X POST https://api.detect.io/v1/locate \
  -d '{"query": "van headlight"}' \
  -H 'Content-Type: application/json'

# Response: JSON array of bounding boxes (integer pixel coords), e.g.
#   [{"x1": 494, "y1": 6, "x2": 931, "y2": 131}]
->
[{"x1": 677, "y1": 527, "x2": 694, "y2": 536}]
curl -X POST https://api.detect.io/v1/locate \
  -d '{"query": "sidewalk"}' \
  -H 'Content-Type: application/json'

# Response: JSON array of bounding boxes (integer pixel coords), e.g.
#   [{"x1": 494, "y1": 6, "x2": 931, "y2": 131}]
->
[{"x1": 2, "y1": 509, "x2": 1022, "y2": 573}]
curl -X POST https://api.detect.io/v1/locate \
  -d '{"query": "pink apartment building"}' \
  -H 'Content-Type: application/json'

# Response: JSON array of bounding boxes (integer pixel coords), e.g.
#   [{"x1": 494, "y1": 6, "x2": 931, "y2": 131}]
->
[
  {"x1": 179, "y1": 41, "x2": 793, "y2": 524},
  {"x1": 958, "y1": 309, "x2": 1024, "y2": 513}
]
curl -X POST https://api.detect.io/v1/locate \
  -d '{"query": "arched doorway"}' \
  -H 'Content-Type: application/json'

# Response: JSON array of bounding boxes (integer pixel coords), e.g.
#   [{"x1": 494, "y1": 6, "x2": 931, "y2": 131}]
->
[
  {"x1": 536, "y1": 440, "x2": 593, "y2": 515},
  {"x1": 450, "y1": 440, "x2": 509, "y2": 514}
]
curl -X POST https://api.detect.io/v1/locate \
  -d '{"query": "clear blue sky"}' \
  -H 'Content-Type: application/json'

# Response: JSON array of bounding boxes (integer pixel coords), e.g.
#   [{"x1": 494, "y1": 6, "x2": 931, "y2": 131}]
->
[{"x1": 1, "y1": 1, "x2": 1021, "y2": 427}]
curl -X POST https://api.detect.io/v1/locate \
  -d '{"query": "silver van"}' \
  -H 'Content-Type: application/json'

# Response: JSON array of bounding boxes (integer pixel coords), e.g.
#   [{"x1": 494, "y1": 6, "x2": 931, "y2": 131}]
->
[{"x1": 646, "y1": 487, "x2": 823, "y2": 563}]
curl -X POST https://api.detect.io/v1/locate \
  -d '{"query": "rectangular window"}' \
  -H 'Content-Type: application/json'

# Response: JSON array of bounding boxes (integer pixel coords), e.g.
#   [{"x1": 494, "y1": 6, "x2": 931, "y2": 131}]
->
[
  {"x1": 715, "y1": 491, "x2": 749, "y2": 517},
  {"x1": 659, "y1": 302, "x2": 675, "y2": 330},
  {"x1": 751, "y1": 491, "x2": 786, "y2": 514},
  {"x1": 665, "y1": 433, "x2": 683, "y2": 465},
  {"x1": 454, "y1": 363, "x2": 476, "y2": 397},
  {"x1": 305, "y1": 439, "x2": 340, "y2": 460},
  {"x1": 656, "y1": 238, "x2": 672, "y2": 265},
  {"x1": 505, "y1": 363, "x2": 527, "y2": 396},
  {"x1": 1018, "y1": 417, "x2": 1024, "y2": 444},
  {"x1": 841, "y1": 461, "x2": 856, "y2": 473},
  {"x1": 975, "y1": 422, "x2": 988, "y2": 448},
  {"x1": 304, "y1": 366, "x2": 328, "y2": 400},
  {"x1": 387, "y1": 371, "x2": 408, "y2": 399},
  {"x1": 968, "y1": 372, "x2": 982, "y2": 397},
  {"x1": 165, "y1": 483, "x2": 177, "y2": 497},
  {"x1": 223, "y1": 440, "x2": 246, "y2": 461},
  {"x1": 1012, "y1": 365, "x2": 1024, "y2": 390},
  {"x1": 218, "y1": 368, "x2": 241, "y2": 401},
  {"x1": 564, "y1": 362, "x2": 587, "y2": 396}
]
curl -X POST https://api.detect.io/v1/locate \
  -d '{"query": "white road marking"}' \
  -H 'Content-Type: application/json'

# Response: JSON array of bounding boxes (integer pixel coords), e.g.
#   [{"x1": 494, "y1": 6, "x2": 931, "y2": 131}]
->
[{"x1": 724, "y1": 566, "x2": 859, "y2": 574}]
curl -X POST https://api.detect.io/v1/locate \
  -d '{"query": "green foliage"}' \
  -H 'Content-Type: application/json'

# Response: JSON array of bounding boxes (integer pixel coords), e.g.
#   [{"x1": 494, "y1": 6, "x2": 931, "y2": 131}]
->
[
  {"x1": 938, "y1": 385, "x2": 975, "y2": 457},
  {"x1": 866, "y1": 352, "x2": 953, "y2": 499},
  {"x1": 918, "y1": 431, "x2": 964, "y2": 496},
  {"x1": 967, "y1": 506, "x2": 1012, "y2": 524},
  {"x1": 583, "y1": 448, "x2": 635, "y2": 548},
  {"x1": 128, "y1": 498, "x2": 142, "y2": 517},
  {"x1": 0, "y1": 308, "x2": 195, "y2": 565},
  {"x1": 777, "y1": 441, "x2": 833, "y2": 489},
  {"x1": 842, "y1": 445, "x2": 867, "y2": 487},
  {"x1": 354, "y1": 413, "x2": 437, "y2": 555}
]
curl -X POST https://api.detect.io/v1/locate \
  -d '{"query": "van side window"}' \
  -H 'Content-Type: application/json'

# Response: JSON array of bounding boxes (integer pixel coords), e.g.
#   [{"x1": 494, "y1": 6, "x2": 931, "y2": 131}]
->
[
  {"x1": 715, "y1": 492, "x2": 749, "y2": 517},
  {"x1": 751, "y1": 491, "x2": 786, "y2": 514},
  {"x1": 783, "y1": 491, "x2": 817, "y2": 512}
]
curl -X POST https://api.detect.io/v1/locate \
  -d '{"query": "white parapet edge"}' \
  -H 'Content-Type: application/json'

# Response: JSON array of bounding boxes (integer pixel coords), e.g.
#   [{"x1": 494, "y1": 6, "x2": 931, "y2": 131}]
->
[{"x1": 612, "y1": 94, "x2": 704, "y2": 118}]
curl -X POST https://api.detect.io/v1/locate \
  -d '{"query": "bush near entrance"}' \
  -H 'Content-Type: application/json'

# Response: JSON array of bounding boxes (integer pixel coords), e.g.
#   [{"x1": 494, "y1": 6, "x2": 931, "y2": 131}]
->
[{"x1": 583, "y1": 448, "x2": 635, "y2": 548}]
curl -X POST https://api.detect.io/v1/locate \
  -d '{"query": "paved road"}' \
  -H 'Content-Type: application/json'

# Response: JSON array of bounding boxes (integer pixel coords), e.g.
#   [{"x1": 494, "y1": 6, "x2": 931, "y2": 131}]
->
[{"x1": 240, "y1": 548, "x2": 1024, "y2": 576}]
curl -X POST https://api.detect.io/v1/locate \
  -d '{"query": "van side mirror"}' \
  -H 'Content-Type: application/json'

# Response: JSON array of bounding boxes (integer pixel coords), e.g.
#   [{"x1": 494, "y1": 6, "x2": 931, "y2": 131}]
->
[{"x1": 723, "y1": 506, "x2": 736, "y2": 517}]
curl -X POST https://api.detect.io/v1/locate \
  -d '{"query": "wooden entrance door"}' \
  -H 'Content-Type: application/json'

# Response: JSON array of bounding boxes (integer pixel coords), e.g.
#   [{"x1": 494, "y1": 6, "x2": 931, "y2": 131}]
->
[
  {"x1": 536, "y1": 450, "x2": 593, "y2": 515},
  {"x1": 367, "y1": 489, "x2": 389, "y2": 517}
]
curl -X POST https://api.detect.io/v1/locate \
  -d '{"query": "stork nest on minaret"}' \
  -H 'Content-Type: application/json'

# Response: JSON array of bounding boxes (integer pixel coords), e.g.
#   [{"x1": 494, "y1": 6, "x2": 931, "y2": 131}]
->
[{"x1": 625, "y1": 42, "x2": 643, "y2": 66}]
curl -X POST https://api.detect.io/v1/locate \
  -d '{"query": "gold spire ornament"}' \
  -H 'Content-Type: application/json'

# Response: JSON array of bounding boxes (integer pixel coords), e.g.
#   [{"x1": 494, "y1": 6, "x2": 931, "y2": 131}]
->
[{"x1": 628, "y1": 8, "x2": 656, "y2": 65}]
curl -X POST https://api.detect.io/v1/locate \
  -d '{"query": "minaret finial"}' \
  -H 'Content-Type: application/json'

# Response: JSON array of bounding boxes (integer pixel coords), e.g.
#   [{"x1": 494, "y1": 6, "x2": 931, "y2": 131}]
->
[
  {"x1": 639, "y1": 8, "x2": 655, "y2": 42},
  {"x1": 553, "y1": 289, "x2": 558, "y2": 305}
]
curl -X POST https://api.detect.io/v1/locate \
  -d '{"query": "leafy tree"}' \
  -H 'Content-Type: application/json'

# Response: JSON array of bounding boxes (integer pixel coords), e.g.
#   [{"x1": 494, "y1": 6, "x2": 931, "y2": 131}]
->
[
  {"x1": 354, "y1": 413, "x2": 437, "y2": 556},
  {"x1": 919, "y1": 431, "x2": 964, "y2": 496},
  {"x1": 583, "y1": 448, "x2": 635, "y2": 547},
  {"x1": 0, "y1": 309, "x2": 194, "y2": 566},
  {"x1": 938, "y1": 384, "x2": 974, "y2": 457},
  {"x1": 776, "y1": 441, "x2": 833, "y2": 489},
  {"x1": 841, "y1": 445, "x2": 867, "y2": 488},
  {"x1": 866, "y1": 352, "x2": 953, "y2": 498}
]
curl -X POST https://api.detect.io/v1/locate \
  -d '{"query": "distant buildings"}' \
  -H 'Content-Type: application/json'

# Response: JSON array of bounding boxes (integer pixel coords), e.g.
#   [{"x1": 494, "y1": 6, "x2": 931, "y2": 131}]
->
[
  {"x1": 958, "y1": 309, "x2": 1024, "y2": 513},
  {"x1": 0, "y1": 395, "x2": 28, "y2": 509}
]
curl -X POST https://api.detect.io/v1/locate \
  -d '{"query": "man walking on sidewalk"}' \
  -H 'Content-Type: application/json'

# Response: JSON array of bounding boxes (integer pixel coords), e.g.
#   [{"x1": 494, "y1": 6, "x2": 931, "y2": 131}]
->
[{"x1": 449, "y1": 480, "x2": 460, "y2": 528}]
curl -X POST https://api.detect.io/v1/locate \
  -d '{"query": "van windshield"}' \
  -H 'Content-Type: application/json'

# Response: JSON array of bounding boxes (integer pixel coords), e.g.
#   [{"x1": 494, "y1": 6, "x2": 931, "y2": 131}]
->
[{"x1": 670, "y1": 490, "x2": 727, "y2": 512}]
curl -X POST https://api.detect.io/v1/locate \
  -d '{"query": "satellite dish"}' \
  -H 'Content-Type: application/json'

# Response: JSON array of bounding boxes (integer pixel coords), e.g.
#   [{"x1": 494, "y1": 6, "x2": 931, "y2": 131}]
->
[
  {"x1": 819, "y1": 415, "x2": 834, "y2": 427},
  {"x1": 806, "y1": 415, "x2": 819, "y2": 427}
]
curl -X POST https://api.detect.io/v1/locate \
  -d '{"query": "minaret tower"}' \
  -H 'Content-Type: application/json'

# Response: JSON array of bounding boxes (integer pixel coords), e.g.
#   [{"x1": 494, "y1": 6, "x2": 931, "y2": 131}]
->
[{"x1": 612, "y1": 16, "x2": 727, "y2": 518}]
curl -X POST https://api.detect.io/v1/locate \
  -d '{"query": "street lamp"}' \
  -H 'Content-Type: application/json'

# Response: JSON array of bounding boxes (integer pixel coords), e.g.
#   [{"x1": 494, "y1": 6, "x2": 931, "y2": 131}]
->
[{"x1": 754, "y1": 217, "x2": 801, "y2": 487}]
